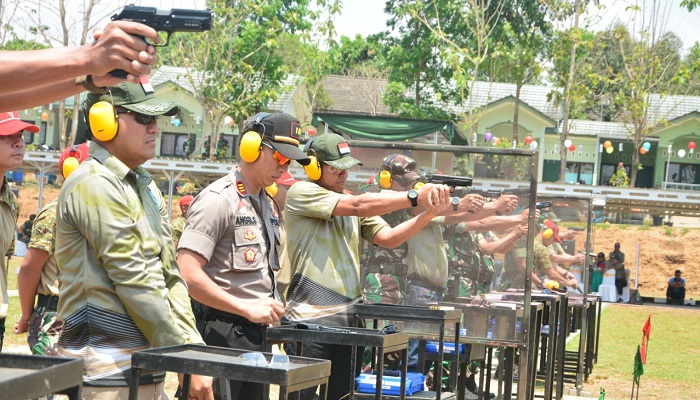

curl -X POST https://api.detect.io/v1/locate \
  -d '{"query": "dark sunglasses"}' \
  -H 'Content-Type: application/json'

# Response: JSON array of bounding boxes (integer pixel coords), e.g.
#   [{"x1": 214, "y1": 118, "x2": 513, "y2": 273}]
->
[
  {"x1": 116, "y1": 109, "x2": 158, "y2": 125},
  {"x1": 261, "y1": 141, "x2": 291, "y2": 165}
]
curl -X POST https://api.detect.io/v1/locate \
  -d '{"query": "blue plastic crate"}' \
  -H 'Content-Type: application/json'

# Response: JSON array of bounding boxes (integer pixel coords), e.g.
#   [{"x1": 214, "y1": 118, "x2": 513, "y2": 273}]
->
[
  {"x1": 425, "y1": 340, "x2": 466, "y2": 354},
  {"x1": 356, "y1": 372, "x2": 425, "y2": 396}
]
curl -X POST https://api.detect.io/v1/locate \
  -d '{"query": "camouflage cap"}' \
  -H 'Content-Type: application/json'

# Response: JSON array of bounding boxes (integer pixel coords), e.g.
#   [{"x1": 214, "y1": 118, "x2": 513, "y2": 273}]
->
[
  {"x1": 307, "y1": 133, "x2": 362, "y2": 170},
  {"x1": 83, "y1": 82, "x2": 178, "y2": 117},
  {"x1": 382, "y1": 154, "x2": 419, "y2": 184}
]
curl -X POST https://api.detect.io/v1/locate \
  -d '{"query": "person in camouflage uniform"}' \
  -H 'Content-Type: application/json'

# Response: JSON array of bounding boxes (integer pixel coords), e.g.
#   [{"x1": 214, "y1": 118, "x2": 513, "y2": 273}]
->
[
  {"x1": 216, "y1": 136, "x2": 229, "y2": 160},
  {"x1": 201, "y1": 135, "x2": 211, "y2": 159},
  {"x1": 14, "y1": 199, "x2": 62, "y2": 355},
  {"x1": 0, "y1": 110, "x2": 38, "y2": 352},
  {"x1": 358, "y1": 154, "x2": 420, "y2": 305},
  {"x1": 182, "y1": 134, "x2": 195, "y2": 159},
  {"x1": 171, "y1": 194, "x2": 194, "y2": 247}
]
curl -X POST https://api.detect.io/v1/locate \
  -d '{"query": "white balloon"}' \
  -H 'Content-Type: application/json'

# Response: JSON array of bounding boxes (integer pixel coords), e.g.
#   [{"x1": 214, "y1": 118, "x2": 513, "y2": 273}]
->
[
  {"x1": 564, "y1": 139, "x2": 572, "y2": 148},
  {"x1": 678, "y1": 149, "x2": 686, "y2": 158},
  {"x1": 224, "y1": 116, "x2": 233, "y2": 125},
  {"x1": 530, "y1": 141, "x2": 538, "y2": 149}
]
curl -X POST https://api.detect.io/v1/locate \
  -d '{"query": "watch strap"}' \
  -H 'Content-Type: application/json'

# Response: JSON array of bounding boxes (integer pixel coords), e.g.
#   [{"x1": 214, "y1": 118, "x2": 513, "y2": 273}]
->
[{"x1": 75, "y1": 75, "x2": 108, "y2": 94}]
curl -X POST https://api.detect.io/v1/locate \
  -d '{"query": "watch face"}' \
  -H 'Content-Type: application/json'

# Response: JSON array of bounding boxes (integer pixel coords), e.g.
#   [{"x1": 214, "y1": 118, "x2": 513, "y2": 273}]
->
[{"x1": 408, "y1": 189, "x2": 418, "y2": 199}]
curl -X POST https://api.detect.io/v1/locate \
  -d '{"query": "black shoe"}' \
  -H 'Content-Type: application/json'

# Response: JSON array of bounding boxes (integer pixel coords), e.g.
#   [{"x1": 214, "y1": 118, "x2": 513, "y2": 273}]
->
[{"x1": 617, "y1": 298, "x2": 623, "y2": 303}]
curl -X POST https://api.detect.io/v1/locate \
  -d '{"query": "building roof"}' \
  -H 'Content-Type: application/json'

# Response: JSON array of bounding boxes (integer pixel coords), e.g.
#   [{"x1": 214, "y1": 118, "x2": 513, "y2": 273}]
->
[
  {"x1": 267, "y1": 74, "x2": 303, "y2": 112},
  {"x1": 647, "y1": 93, "x2": 700, "y2": 127},
  {"x1": 316, "y1": 75, "x2": 394, "y2": 116},
  {"x1": 151, "y1": 65, "x2": 203, "y2": 94},
  {"x1": 566, "y1": 119, "x2": 632, "y2": 138}
]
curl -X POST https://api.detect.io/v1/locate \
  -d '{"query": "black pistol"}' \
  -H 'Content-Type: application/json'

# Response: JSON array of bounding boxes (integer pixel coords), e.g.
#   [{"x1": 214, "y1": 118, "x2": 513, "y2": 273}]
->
[{"x1": 110, "y1": 5, "x2": 213, "y2": 77}]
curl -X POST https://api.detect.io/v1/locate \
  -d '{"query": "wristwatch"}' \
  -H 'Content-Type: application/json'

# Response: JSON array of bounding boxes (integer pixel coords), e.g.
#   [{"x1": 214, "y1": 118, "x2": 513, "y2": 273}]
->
[
  {"x1": 451, "y1": 197, "x2": 460, "y2": 211},
  {"x1": 407, "y1": 189, "x2": 419, "y2": 207}
]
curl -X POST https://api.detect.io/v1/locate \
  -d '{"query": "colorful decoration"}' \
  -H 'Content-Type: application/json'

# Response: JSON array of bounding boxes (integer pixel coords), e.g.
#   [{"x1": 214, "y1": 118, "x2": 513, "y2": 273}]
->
[
  {"x1": 484, "y1": 131, "x2": 493, "y2": 141},
  {"x1": 569, "y1": 145, "x2": 576, "y2": 151},
  {"x1": 307, "y1": 127, "x2": 316, "y2": 137},
  {"x1": 524, "y1": 135, "x2": 533, "y2": 144},
  {"x1": 678, "y1": 149, "x2": 687, "y2": 158},
  {"x1": 605, "y1": 146, "x2": 614, "y2": 154},
  {"x1": 564, "y1": 139, "x2": 572, "y2": 148},
  {"x1": 604, "y1": 140, "x2": 612, "y2": 149},
  {"x1": 642, "y1": 142, "x2": 651, "y2": 150},
  {"x1": 494, "y1": 137, "x2": 501, "y2": 145},
  {"x1": 639, "y1": 147, "x2": 648, "y2": 155},
  {"x1": 689, "y1": 141, "x2": 696, "y2": 154},
  {"x1": 224, "y1": 116, "x2": 235, "y2": 127},
  {"x1": 530, "y1": 141, "x2": 538, "y2": 149}
]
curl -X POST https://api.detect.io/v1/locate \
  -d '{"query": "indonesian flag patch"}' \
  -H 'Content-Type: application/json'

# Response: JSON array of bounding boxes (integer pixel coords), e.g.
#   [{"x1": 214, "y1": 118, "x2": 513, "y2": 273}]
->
[{"x1": 337, "y1": 142, "x2": 351, "y2": 155}]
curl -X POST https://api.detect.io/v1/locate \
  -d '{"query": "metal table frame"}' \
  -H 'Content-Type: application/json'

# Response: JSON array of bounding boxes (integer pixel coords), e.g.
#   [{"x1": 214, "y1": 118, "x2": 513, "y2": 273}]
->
[
  {"x1": 128, "y1": 344, "x2": 331, "y2": 400},
  {"x1": 355, "y1": 303, "x2": 462, "y2": 400},
  {"x1": 0, "y1": 353, "x2": 83, "y2": 400},
  {"x1": 266, "y1": 325, "x2": 410, "y2": 400}
]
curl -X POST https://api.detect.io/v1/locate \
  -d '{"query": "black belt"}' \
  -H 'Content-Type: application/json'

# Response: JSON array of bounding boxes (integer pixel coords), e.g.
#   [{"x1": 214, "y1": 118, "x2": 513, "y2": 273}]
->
[
  {"x1": 36, "y1": 294, "x2": 59, "y2": 311},
  {"x1": 407, "y1": 275, "x2": 446, "y2": 294},
  {"x1": 201, "y1": 306, "x2": 264, "y2": 326}
]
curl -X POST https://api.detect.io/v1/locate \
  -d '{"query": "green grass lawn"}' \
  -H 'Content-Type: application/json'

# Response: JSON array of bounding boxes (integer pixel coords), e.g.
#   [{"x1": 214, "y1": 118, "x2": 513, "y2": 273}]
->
[{"x1": 579, "y1": 303, "x2": 700, "y2": 400}]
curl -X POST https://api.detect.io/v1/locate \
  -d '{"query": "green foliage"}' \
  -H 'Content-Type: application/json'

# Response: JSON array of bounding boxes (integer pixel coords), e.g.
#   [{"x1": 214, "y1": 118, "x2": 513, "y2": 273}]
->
[
  {"x1": 681, "y1": 228, "x2": 689, "y2": 236},
  {"x1": 665, "y1": 227, "x2": 673, "y2": 236},
  {"x1": 177, "y1": 182, "x2": 198, "y2": 195}
]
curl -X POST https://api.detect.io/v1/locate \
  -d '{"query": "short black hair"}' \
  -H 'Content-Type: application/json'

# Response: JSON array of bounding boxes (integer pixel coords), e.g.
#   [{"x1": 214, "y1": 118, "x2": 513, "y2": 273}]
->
[
  {"x1": 614, "y1": 242, "x2": 620, "y2": 247},
  {"x1": 675, "y1": 270, "x2": 682, "y2": 274}
]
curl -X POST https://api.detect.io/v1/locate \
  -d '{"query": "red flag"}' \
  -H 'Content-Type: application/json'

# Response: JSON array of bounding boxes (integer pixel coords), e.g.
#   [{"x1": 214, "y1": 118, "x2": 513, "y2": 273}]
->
[
  {"x1": 642, "y1": 315, "x2": 651, "y2": 339},
  {"x1": 641, "y1": 315, "x2": 651, "y2": 364}
]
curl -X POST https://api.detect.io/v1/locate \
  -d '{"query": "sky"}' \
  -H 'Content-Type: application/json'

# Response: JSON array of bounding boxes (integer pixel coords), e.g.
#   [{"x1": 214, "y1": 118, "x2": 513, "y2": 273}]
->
[{"x1": 16, "y1": 0, "x2": 700, "y2": 52}]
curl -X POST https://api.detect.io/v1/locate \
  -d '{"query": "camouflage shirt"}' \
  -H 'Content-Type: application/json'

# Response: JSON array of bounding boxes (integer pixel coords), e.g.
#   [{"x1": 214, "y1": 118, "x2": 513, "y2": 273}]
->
[
  {"x1": 358, "y1": 178, "x2": 410, "y2": 304},
  {"x1": 0, "y1": 177, "x2": 19, "y2": 319},
  {"x1": 28, "y1": 199, "x2": 59, "y2": 297},
  {"x1": 56, "y1": 142, "x2": 203, "y2": 385},
  {"x1": 171, "y1": 216, "x2": 186, "y2": 243}
]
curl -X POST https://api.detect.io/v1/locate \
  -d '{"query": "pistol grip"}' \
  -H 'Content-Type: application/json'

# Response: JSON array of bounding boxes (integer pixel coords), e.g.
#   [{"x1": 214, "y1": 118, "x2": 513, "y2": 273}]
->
[{"x1": 108, "y1": 69, "x2": 129, "y2": 79}]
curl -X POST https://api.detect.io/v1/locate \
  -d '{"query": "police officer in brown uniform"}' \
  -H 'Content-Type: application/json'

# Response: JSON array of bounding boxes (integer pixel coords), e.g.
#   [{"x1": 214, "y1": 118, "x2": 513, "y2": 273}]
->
[{"x1": 177, "y1": 112, "x2": 311, "y2": 400}]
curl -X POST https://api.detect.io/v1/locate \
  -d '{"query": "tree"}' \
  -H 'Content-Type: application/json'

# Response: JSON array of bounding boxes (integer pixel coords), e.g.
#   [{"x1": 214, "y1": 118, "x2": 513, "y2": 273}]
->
[
  {"x1": 600, "y1": 0, "x2": 695, "y2": 186},
  {"x1": 159, "y1": 0, "x2": 332, "y2": 160},
  {"x1": 484, "y1": 0, "x2": 553, "y2": 143},
  {"x1": 17, "y1": 0, "x2": 124, "y2": 149}
]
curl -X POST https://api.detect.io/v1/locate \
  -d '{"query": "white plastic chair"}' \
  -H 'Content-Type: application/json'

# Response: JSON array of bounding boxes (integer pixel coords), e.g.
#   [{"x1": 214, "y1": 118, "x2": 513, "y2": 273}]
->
[{"x1": 597, "y1": 269, "x2": 617, "y2": 302}]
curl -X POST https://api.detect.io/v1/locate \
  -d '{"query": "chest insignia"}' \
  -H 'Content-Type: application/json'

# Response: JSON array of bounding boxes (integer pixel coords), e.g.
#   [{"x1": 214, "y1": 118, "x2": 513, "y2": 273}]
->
[
  {"x1": 244, "y1": 247, "x2": 257, "y2": 262},
  {"x1": 244, "y1": 230, "x2": 256, "y2": 241}
]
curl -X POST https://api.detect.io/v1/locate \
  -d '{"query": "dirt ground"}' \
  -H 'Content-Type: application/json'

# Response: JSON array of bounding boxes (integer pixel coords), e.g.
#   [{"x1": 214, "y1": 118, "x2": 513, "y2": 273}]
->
[{"x1": 12, "y1": 181, "x2": 697, "y2": 300}]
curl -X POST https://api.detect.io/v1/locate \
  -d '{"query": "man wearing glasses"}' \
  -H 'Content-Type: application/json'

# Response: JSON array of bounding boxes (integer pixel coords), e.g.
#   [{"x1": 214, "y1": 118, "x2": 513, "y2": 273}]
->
[
  {"x1": 55, "y1": 82, "x2": 213, "y2": 399},
  {"x1": 177, "y1": 112, "x2": 311, "y2": 400}
]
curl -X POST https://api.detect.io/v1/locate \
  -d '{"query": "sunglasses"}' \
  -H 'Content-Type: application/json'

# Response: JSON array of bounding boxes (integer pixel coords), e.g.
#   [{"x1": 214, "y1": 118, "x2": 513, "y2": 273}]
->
[
  {"x1": 323, "y1": 163, "x2": 346, "y2": 175},
  {"x1": 116, "y1": 109, "x2": 158, "y2": 125},
  {"x1": 261, "y1": 142, "x2": 290, "y2": 165}
]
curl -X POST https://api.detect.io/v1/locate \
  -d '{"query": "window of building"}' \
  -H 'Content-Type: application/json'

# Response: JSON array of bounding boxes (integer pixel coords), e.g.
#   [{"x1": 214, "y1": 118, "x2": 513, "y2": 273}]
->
[
  {"x1": 161, "y1": 132, "x2": 189, "y2": 157},
  {"x1": 565, "y1": 162, "x2": 594, "y2": 184}
]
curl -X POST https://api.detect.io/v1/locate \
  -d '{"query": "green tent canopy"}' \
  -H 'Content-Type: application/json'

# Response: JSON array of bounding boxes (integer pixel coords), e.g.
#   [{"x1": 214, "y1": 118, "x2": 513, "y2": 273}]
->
[{"x1": 314, "y1": 113, "x2": 459, "y2": 143}]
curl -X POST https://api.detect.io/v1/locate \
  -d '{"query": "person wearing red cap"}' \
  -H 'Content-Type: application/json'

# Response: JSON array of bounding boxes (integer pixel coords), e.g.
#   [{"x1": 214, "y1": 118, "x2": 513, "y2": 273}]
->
[
  {"x1": 542, "y1": 219, "x2": 585, "y2": 289},
  {"x1": 171, "y1": 194, "x2": 195, "y2": 248},
  {"x1": 13, "y1": 143, "x2": 89, "y2": 355},
  {"x1": 534, "y1": 220, "x2": 579, "y2": 290},
  {"x1": 0, "y1": 21, "x2": 160, "y2": 112},
  {"x1": 0, "y1": 111, "x2": 38, "y2": 351}
]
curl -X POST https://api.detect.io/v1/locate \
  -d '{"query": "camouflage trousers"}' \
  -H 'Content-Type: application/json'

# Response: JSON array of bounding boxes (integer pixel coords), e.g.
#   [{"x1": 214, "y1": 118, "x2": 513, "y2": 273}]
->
[
  {"x1": 28, "y1": 306, "x2": 63, "y2": 356},
  {"x1": 363, "y1": 273, "x2": 405, "y2": 305}
]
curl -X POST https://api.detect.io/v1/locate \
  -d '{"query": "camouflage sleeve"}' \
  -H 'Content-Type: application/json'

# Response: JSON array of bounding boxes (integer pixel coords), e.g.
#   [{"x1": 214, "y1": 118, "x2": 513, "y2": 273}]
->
[
  {"x1": 170, "y1": 217, "x2": 185, "y2": 243},
  {"x1": 28, "y1": 200, "x2": 57, "y2": 254},
  {"x1": 534, "y1": 242, "x2": 552, "y2": 271}
]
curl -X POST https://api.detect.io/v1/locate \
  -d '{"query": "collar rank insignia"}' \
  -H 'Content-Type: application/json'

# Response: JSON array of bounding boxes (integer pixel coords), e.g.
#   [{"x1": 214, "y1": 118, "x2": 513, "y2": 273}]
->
[
  {"x1": 244, "y1": 247, "x2": 257, "y2": 262},
  {"x1": 236, "y1": 181, "x2": 247, "y2": 194},
  {"x1": 244, "y1": 230, "x2": 256, "y2": 241}
]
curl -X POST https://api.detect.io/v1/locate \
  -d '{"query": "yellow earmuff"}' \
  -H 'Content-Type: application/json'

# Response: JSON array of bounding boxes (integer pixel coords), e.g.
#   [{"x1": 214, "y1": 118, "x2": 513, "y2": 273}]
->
[
  {"x1": 240, "y1": 131, "x2": 263, "y2": 163},
  {"x1": 88, "y1": 101, "x2": 119, "y2": 142},
  {"x1": 265, "y1": 182, "x2": 278, "y2": 197},
  {"x1": 239, "y1": 112, "x2": 271, "y2": 163},
  {"x1": 62, "y1": 157, "x2": 80, "y2": 178},
  {"x1": 379, "y1": 170, "x2": 392, "y2": 189},
  {"x1": 542, "y1": 228, "x2": 554, "y2": 239},
  {"x1": 303, "y1": 137, "x2": 322, "y2": 180}
]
